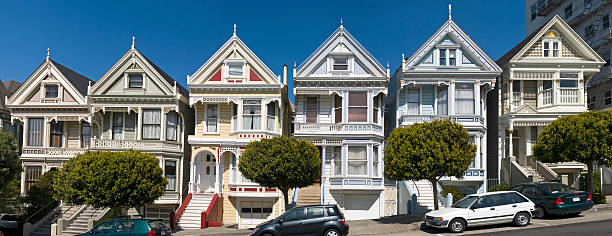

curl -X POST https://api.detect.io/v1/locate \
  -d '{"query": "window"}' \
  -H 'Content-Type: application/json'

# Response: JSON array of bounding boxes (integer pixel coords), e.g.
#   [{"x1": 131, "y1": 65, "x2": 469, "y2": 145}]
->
[
  {"x1": 334, "y1": 95, "x2": 342, "y2": 123},
  {"x1": 605, "y1": 91, "x2": 611, "y2": 105},
  {"x1": 449, "y1": 49, "x2": 456, "y2": 66},
  {"x1": 228, "y1": 63, "x2": 244, "y2": 78},
  {"x1": 543, "y1": 41, "x2": 550, "y2": 57},
  {"x1": 552, "y1": 41, "x2": 559, "y2": 57},
  {"x1": 267, "y1": 102, "x2": 276, "y2": 131},
  {"x1": 372, "y1": 146, "x2": 379, "y2": 177},
  {"x1": 305, "y1": 207, "x2": 325, "y2": 219},
  {"x1": 333, "y1": 147, "x2": 342, "y2": 176},
  {"x1": 24, "y1": 166, "x2": 42, "y2": 192},
  {"x1": 166, "y1": 112, "x2": 178, "y2": 141},
  {"x1": 325, "y1": 206, "x2": 341, "y2": 216},
  {"x1": 512, "y1": 81, "x2": 521, "y2": 107},
  {"x1": 81, "y1": 122, "x2": 91, "y2": 148},
  {"x1": 604, "y1": 14, "x2": 610, "y2": 29},
  {"x1": 347, "y1": 146, "x2": 367, "y2": 176},
  {"x1": 242, "y1": 100, "x2": 261, "y2": 130},
  {"x1": 27, "y1": 118, "x2": 44, "y2": 147},
  {"x1": 560, "y1": 79, "x2": 579, "y2": 104},
  {"x1": 305, "y1": 97, "x2": 318, "y2": 123},
  {"x1": 565, "y1": 4, "x2": 573, "y2": 19},
  {"x1": 206, "y1": 104, "x2": 219, "y2": 133},
  {"x1": 49, "y1": 121, "x2": 63, "y2": 147},
  {"x1": 282, "y1": 208, "x2": 305, "y2": 222},
  {"x1": 348, "y1": 92, "x2": 367, "y2": 122},
  {"x1": 231, "y1": 103, "x2": 238, "y2": 131},
  {"x1": 474, "y1": 195, "x2": 494, "y2": 209},
  {"x1": 165, "y1": 160, "x2": 177, "y2": 191},
  {"x1": 439, "y1": 49, "x2": 446, "y2": 66},
  {"x1": 332, "y1": 57, "x2": 348, "y2": 71},
  {"x1": 128, "y1": 74, "x2": 143, "y2": 88},
  {"x1": 142, "y1": 109, "x2": 161, "y2": 140},
  {"x1": 231, "y1": 155, "x2": 237, "y2": 183},
  {"x1": 455, "y1": 83, "x2": 474, "y2": 114},
  {"x1": 45, "y1": 85, "x2": 58, "y2": 98},
  {"x1": 112, "y1": 113, "x2": 123, "y2": 140},
  {"x1": 494, "y1": 193, "x2": 516, "y2": 206},
  {"x1": 530, "y1": 4, "x2": 537, "y2": 21},
  {"x1": 373, "y1": 95, "x2": 380, "y2": 124},
  {"x1": 509, "y1": 192, "x2": 529, "y2": 203},
  {"x1": 437, "y1": 86, "x2": 448, "y2": 115},
  {"x1": 407, "y1": 87, "x2": 419, "y2": 115},
  {"x1": 542, "y1": 80, "x2": 553, "y2": 105},
  {"x1": 585, "y1": 24, "x2": 595, "y2": 39}
]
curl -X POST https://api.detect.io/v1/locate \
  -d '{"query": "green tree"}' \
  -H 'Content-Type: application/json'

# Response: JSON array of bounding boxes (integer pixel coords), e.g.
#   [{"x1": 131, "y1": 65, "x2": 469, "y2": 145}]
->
[
  {"x1": 239, "y1": 136, "x2": 320, "y2": 210},
  {"x1": 385, "y1": 119, "x2": 476, "y2": 210},
  {"x1": 22, "y1": 170, "x2": 58, "y2": 222},
  {"x1": 533, "y1": 111, "x2": 612, "y2": 194},
  {"x1": 0, "y1": 130, "x2": 21, "y2": 190},
  {"x1": 53, "y1": 150, "x2": 168, "y2": 211}
]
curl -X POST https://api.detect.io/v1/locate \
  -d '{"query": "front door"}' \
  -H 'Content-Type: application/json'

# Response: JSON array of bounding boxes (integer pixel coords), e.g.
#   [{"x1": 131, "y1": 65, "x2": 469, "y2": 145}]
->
[{"x1": 198, "y1": 153, "x2": 216, "y2": 193}]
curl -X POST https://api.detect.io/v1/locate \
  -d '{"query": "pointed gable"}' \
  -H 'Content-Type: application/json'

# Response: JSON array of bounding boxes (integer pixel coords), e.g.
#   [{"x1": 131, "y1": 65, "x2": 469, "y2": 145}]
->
[
  {"x1": 188, "y1": 32, "x2": 280, "y2": 86},
  {"x1": 90, "y1": 47, "x2": 186, "y2": 97},
  {"x1": 404, "y1": 19, "x2": 501, "y2": 73},
  {"x1": 8, "y1": 59, "x2": 91, "y2": 106},
  {"x1": 295, "y1": 24, "x2": 387, "y2": 79},
  {"x1": 497, "y1": 15, "x2": 605, "y2": 66}
]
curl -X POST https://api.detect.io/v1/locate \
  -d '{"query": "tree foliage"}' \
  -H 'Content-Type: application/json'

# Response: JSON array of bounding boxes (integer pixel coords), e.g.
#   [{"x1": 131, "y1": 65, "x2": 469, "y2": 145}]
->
[
  {"x1": 385, "y1": 119, "x2": 476, "y2": 210},
  {"x1": 22, "y1": 170, "x2": 58, "y2": 222},
  {"x1": 239, "y1": 136, "x2": 320, "y2": 210},
  {"x1": 0, "y1": 130, "x2": 21, "y2": 190},
  {"x1": 53, "y1": 150, "x2": 168, "y2": 210},
  {"x1": 533, "y1": 111, "x2": 612, "y2": 193}
]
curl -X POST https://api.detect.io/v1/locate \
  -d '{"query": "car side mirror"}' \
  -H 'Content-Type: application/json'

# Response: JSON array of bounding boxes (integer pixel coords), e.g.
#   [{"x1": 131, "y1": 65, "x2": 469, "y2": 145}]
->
[{"x1": 470, "y1": 205, "x2": 477, "y2": 210}]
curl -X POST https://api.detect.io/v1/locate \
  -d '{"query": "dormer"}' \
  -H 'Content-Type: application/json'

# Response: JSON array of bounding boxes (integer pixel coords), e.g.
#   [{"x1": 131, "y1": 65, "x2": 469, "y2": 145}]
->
[{"x1": 541, "y1": 30, "x2": 561, "y2": 58}]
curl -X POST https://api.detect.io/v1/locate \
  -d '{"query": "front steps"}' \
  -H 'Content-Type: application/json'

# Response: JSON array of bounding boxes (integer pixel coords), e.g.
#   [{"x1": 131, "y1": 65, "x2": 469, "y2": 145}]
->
[
  {"x1": 297, "y1": 183, "x2": 321, "y2": 206},
  {"x1": 177, "y1": 193, "x2": 214, "y2": 229},
  {"x1": 409, "y1": 180, "x2": 445, "y2": 213},
  {"x1": 62, "y1": 206, "x2": 108, "y2": 235}
]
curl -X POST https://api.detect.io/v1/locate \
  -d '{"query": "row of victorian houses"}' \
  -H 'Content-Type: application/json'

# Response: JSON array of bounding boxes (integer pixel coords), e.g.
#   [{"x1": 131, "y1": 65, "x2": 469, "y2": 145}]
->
[{"x1": 4, "y1": 10, "x2": 605, "y2": 232}]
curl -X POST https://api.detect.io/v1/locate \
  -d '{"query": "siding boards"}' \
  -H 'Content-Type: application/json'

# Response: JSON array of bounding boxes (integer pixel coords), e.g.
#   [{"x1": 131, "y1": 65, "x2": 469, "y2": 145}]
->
[{"x1": 398, "y1": 87, "x2": 406, "y2": 115}]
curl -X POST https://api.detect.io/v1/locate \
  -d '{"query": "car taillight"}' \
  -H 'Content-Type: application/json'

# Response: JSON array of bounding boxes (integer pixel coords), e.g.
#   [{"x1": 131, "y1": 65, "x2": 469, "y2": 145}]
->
[
  {"x1": 587, "y1": 194, "x2": 592, "y2": 201},
  {"x1": 148, "y1": 230, "x2": 156, "y2": 236},
  {"x1": 554, "y1": 197, "x2": 564, "y2": 205},
  {"x1": 338, "y1": 219, "x2": 346, "y2": 226}
]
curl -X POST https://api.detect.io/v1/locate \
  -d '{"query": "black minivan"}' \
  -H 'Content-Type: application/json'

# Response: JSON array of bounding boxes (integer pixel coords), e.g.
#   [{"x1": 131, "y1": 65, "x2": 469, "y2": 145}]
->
[{"x1": 251, "y1": 205, "x2": 349, "y2": 236}]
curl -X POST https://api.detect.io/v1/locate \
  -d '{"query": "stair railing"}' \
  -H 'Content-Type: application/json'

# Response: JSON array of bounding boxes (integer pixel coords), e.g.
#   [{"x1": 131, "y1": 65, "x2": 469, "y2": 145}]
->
[
  {"x1": 24, "y1": 200, "x2": 58, "y2": 223},
  {"x1": 171, "y1": 185, "x2": 192, "y2": 230},
  {"x1": 200, "y1": 193, "x2": 221, "y2": 229}
]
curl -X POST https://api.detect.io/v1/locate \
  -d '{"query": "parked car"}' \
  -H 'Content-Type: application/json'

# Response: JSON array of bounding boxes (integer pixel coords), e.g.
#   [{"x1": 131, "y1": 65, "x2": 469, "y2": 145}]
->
[
  {"x1": 77, "y1": 218, "x2": 171, "y2": 236},
  {"x1": 509, "y1": 182, "x2": 593, "y2": 218},
  {"x1": 0, "y1": 214, "x2": 20, "y2": 236},
  {"x1": 251, "y1": 205, "x2": 349, "y2": 236},
  {"x1": 423, "y1": 191, "x2": 535, "y2": 233}
]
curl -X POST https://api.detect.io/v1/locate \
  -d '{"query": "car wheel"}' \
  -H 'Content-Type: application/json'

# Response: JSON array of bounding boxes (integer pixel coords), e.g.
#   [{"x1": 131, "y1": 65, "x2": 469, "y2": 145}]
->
[
  {"x1": 533, "y1": 206, "x2": 547, "y2": 218},
  {"x1": 448, "y1": 219, "x2": 465, "y2": 233},
  {"x1": 514, "y1": 212, "x2": 530, "y2": 227},
  {"x1": 262, "y1": 233, "x2": 274, "y2": 236},
  {"x1": 324, "y1": 228, "x2": 340, "y2": 236}
]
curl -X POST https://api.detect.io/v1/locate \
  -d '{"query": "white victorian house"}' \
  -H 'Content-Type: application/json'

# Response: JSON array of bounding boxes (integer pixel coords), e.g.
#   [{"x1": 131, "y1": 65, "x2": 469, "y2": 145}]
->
[
  {"x1": 495, "y1": 15, "x2": 604, "y2": 188},
  {"x1": 386, "y1": 11, "x2": 501, "y2": 213},
  {"x1": 293, "y1": 22, "x2": 394, "y2": 220}
]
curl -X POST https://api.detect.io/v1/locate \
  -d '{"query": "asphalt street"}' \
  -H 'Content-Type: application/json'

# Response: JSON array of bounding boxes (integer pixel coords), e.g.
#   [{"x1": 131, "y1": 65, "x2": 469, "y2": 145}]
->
[{"x1": 470, "y1": 219, "x2": 612, "y2": 236}]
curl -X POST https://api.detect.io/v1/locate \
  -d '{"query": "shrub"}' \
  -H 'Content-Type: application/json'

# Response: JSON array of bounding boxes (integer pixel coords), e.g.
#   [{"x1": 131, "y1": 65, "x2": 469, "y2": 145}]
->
[
  {"x1": 579, "y1": 172, "x2": 606, "y2": 204},
  {"x1": 489, "y1": 183, "x2": 509, "y2": 192},
  {"x1": 441, "y1": 185, "x2": 464, "y2": 204},
  {"x1": 22, "y1": 170, "x2": 58, "y2": 223}
]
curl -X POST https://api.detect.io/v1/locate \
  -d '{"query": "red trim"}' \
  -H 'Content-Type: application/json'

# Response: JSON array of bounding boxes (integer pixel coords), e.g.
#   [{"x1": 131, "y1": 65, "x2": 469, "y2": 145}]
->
[
  {"x1": 250, "y1": 69, "x2": 263, "y2": 81},
  {"x1": 209, "y1": 69, "x2": 221, "y2": 81},
  {"x1": 171, "y1": 192, "x2": 192, "y2": 230},
  {"x1": 244, "y1": 188, "x2": 258, "y2": 192},
  {"x1": 265, "y1": 188, "x2": 276, "y2": 192},
  {"x1": 201, "y1": 193, "x2": 221, "y2": 229}
]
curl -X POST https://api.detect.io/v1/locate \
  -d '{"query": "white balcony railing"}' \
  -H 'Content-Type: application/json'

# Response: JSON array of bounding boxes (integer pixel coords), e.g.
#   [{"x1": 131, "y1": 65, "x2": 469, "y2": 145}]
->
[
  {"x1": 560, "y1": 88, "x2": 579, "y2": 104},
  {"x1": 294, "y1": 123, "x2": 383, "y2": 135},
  {"x1": 90, "y1": 139, "x2": 181, "y2": 151},
  {"x1": 328, "y1": 177, "x2": 384, "y2": 191},
  {"x1": 399, "y1": 114, "x2": 484, "y2": 126},
  {"x1": 21, "y1": 147, "x2": 86, "y2": 158}
]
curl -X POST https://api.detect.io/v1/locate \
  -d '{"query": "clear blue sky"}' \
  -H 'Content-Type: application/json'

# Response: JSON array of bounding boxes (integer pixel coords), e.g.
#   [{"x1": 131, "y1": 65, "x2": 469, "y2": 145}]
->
[{"x1": 0, "y1": 0, "x2": 524, "y2": 101}]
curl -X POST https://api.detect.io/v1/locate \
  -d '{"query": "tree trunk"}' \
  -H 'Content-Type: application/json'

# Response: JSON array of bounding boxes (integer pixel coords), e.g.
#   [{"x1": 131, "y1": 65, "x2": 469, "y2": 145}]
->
[
  {"x1": 282, "y1": 189, "x2": 289, "y2": 212},
  {"x1": 430, "y1": 179, "x2": 439, "y2": 211},
  {"x1": 588, "y1": 162, "x2": 595, "y2": 194}
]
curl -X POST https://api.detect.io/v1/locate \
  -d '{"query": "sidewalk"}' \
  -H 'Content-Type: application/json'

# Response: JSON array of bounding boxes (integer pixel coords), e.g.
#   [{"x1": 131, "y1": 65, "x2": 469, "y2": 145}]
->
[{"x1": 592, "y1": 195, "x2": 612, "y2": 212}]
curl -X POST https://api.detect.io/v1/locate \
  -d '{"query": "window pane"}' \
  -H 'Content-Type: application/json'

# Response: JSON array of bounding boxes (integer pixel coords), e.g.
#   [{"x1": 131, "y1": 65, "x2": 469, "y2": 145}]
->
[
  {"x1": 45, "y1": 85, "x2": 58, "y2": 98},
  {"x1": 166, "y1": 112, "x2": 178, "y2": 141},
  {"x1": 129, "y1": 74, "x2": 143, "y2": 88},
  {"x1": 333, "y1": 147, "x2": 342, "y2": 176},
  {"x1": 560, "y1": 80, "x2": 578, "y2": 88},
  {"x1": 543, "y1": 80, "x2": 553, "y2": 90},
  {"x1": 243, "y1": 100, "x2": 261, "y2": 130},
  {"x1": 267, "y1": 103, "x2": 275, "y2": 131},
  {"x1": 437, "y1": 87, "x2": 448, "y2": 115},
  {"x1": 494, "y1": 193, "x2": 515, "y2": 206},
  {"x1": 334, "y1": 95, "x2": 342, "y2": 123},
  {"x1": 142, "y1": 109, "x2": 161, "y2": 140},
  {"x1": 439, "y1": 49, "x2": 446, "y2": 66},
  {"x1": 207, "y1": 104, "x2": 218, "y2": 133},
  {"x1": 229, "y1": 64, "x2": 243, "y2": 77},
  {"x1": 348, "y1": 92, "x2": 367, "y2": 106},
  {"x1": 348, "y1": 146, "x2": 367, "y2": 176},
  {"x1": 305, "y1": 207, "x2": 324, "y2": 219},
  {"x1": 81, "y1": 122, "x2": 91, "y2": 148},
  {"x1": 28, "y1": 118, "x2": 44, "y2": 147},
  {"x1": 455, "y1": 83, "x2": 474, "y2": 114},
  {"x1": 333, "y1": 57, "x2": 348, "y2": 70},
  {"x1": 306, "y1": 97, "x2": 318, "y2": 123},
  {"x1": 50, "y1": 121, "x2": 63, "y2": 147},
  {"x1": 348, "y1": 108, "x2": 367, "y2": 122},
  {"x1": 165, "y1": 160, "x2": 176, "y2": 191}
]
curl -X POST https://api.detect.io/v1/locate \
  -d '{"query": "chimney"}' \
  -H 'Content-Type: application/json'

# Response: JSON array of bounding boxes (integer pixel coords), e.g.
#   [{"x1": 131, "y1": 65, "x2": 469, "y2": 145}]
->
[{"x1": 283, "y1": 64, "x2": 288, "y2": 85}]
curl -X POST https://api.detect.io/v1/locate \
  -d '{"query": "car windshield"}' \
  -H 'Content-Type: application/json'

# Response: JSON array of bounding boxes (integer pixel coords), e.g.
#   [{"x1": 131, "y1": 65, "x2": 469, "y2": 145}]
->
[
  {"x1": 545, "y1": 183, "x2": 575, "y2": 193},
  {"x1": 452, "y1": 196, "x2": 478, "y2": 208}
]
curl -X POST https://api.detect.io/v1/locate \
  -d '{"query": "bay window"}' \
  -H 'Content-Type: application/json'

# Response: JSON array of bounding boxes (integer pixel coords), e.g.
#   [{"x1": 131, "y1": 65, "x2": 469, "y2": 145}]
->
[
  {"x1": 372, "y1": 146, "x2": 379, "y2": 177},
  {"x1": 267, "y1": 102, "x2": 276, "y2": 131},
  {"x1": 112, "y1": 113, "x2": 123, "y2": 140},
  {"x1": 455, "y1": 83, "x2": 474, "y2": 114},
  {"x1": 306, "y1": 97, "x2": 318, "y2": 123},
  {"x1": 373, "y1": 95, "x2": 380, "y2": 124},
  {"x1": 407, "y1": 87, "x2": 419, "y2": 115},
  {"x1": 334, "y1": 95, "x2": 342, "y2": 123},
  {"x1": 348, "y1": 91, "x2": 367, "y2": 122},
  {"x1": 437, "y1": 86, "x2": 448, "y2": 115},
  {"x1": 347, "y1": 146, "x2": 367, "y2": 176},
  {"x1": 559, "y1": 79, "x2": 579, "y2": 104},
  {"x1": 164, "y1": 160, "x2": 177, "y2": 191},
  {"x1": 542, "y1": 80, "x2": 553, "y2": 105},
  {"x1": 242, "y1": 100, "x2": 261, "y2": 130},
  {"x1": 333, "y1": 146, "x2": 342, "y2": 176},
  {"x1": 50, "y1": 121, "x2": 63, "y2": 147},
  {"x1": 231, "y1": 103, "x2": 238, "y2": 131},
  {"x1": 512, "y1": 81, "x2": 522, "y2": 107},
  {"x1": 27, "y1": 118, "x2": 44, "y2": 147},
  {"x1": 81, "y1": 122, "x2": 91, "y2": 148},
  {"x1": 206, "y1": 104, "x2": 219, "y2": 133},
  {"x1": 142, "y1": 109, "x2": 161, "y2": 140},
  {"x1": 166, "y1": 112, "x2": 178, "y2": 141}
]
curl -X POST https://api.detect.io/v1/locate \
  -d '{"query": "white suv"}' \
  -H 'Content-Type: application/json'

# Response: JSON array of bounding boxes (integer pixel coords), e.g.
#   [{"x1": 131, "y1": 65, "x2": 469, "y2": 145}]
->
[{"x1": 423, "y1": 191, "x2": 535, "y2": 233}]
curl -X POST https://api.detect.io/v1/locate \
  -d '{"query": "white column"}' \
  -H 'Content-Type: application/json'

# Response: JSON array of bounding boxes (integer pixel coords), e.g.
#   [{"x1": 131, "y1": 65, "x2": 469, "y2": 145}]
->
[
  {"x1": 215, "y1": 152, "x2": 221, "y2": 194},
  {"x1": 342, "y1": 144, "x2": 347, "y2": 176},
  {"x1": 474, "y1": 81, "x2": 481, "y2": 116},
  {"x1": 161, "y1": 109, "x2": 167, "y2": 141},
  {"x1": 44, "y1": 118, "x2": 50, "y2": 147},
  {"x1": 554, "y1": 71, "x2": 560, "y2": 106},
  {"x1": 482, "y1": 131, "x2": 488, "y2": 191},
  {"x1": 509, "y1": 130, "x2": 514, "y2": 158},
  {"x1": 237, "y1": 100, "x2": 243, "y2": 130},
  {"x1": 22, "y1": 119, "x2": 28, "y2": 147},
  {"x1": 137, "y1": 108, "x2": 143, "y2": 140},
  {"x1": 367, "y1": 91, "x2": 373, "y2": 123},
  {"x1": 509, "y1": 80, "x2": 514, "y2": 112},
  {"x1": 343, "y1": 91, "x2": 348, "y2": 123},
  {"x1": 367, "y1": 144, "x2": 372, "y2": 177},
  {"x1": 475, "y1": 133, "x2": 481, "y2": 169},
  {"x1": 449, "y1": 81, "x2": 455, "y2": 115}
]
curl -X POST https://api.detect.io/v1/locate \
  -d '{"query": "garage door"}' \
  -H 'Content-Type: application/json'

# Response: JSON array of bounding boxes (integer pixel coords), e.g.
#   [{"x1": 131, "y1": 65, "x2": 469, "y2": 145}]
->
[
  {"x1": 343, "y1": 194, "x2": 379, "y2": 220},
  {"x1": 240, "y1": 201, "x2": 274, "y2": 228}
]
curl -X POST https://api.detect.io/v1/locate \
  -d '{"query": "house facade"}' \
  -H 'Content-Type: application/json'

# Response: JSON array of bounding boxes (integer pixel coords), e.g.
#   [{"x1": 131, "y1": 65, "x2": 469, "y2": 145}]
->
[
  {"x1": 87, "y1": 42, "x2": 193, "y2": 219},
  {"x1": 7, "y1": 54, "x2": 92, "y2": 194},
  {"x1": 386, "y1": 12, "x2": 501, "y2": 213},
  {"x1": 293, "y1": 22, "x2": 393, "y2": 220},
  {"x1": 184, "y1": 27, "x2": 291, "y2": 229},
  {"x1": 495, "y1": 15, "x2": 604, "y2": 187}
]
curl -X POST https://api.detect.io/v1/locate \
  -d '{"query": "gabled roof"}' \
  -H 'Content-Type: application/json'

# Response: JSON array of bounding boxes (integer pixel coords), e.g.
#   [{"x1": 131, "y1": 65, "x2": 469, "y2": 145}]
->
[
  {"x1": 0, "y1": 80, "x2": 22, "y2": 111},
  {"x1": 295, "y1": 23, "x2": 387, "y2": 78},
  {"x1": 496, "y1": 15, "x2": 605, "y2": 66},
  {"x1": 404, "y1": 18, "x2": 501, "y2": 73},
  {"x1": 188, "y1": 29, "x2": 280, "y2": 85},
  {"x1": 140, "y1": 52, "x2": 188, "y2": 96},
  {"x1": 51, "y1": 59, "x2": 93, "y2": 96}
]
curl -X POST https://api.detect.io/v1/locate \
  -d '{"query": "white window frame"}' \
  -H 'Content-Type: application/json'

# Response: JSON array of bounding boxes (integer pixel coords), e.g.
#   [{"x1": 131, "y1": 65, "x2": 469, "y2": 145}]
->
[
  {"x1": 332, "y1": 146, "x2": 342, "y2": 177},
  {"x1": 331, "y1": 57, "x2": 349, "y2": 71},
  {"x1": 231, "y1": 103, "x2": 238, "y2": 132},
  {"x1": 45, "y1": 84, "x2": 60, "y2": 99},
  {"x1": 111, "y1": 112, "x2": 125, "y2": 141},
  {"x1": 127, "y1": 73, "x2": 145, "y2": 88},
  {"x1": 163, "y1": 159, "x2": 178, "y2": 192},
  {"x1": 204, "y1": 104, "x2": 220, "y2": 134},
  {"x1": 541, "y1": 80, "x2": 554, "y2": 106},
  {"x1": 225, "y1": 59, "x2": 246, "y2": 79},
  {"x1": 347, "y1": 145, "x2": 368, "y2": 177},
  {"x1": 347, "y1": 91, "x2": 368, "y2": 123},
  {"x1": 266, "y1": 102, "x2": 276, "y2": 132},
  {"x1": 372, "y1": 145, "x2": 379, "y2": 177},
  {"x1": 542, "y1": 38, "x2": 561, "y2": 58},
  {"x1": 242, "y1": 100, "x2": 262, "y2": 130}
]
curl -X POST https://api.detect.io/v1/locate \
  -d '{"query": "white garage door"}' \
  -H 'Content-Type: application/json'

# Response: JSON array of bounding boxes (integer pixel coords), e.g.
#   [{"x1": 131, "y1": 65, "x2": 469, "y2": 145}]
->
[
  {"x1": 239, "y1": 201, "x2": 274, "y2": 228},
  {"x1": 343, "y1": 194, "x2": 380, "y2": 220}
]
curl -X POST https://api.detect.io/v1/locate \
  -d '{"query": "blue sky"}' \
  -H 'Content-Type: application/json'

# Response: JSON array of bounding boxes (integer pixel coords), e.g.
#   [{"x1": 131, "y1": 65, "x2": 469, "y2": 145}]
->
[{"x1": 0, "y1": 0, "x2": 524, "y2": 101}]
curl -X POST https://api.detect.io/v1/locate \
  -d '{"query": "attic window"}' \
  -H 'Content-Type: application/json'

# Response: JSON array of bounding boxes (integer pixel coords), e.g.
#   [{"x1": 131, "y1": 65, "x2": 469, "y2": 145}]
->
[
  {"x1": 129, "y1": 74, "x2": 144, "y2": 88},
  {"x1": 542, "y1": 39, "x2": 560, "y2": 57},
  {"x1": 228, "y1": 63, "x2": 244, "y2": 78},
  {"x1": 332, "y1": 57, "x2": 348, "y2": 71},
  {"x1": 45, "y1": 85, "x2": 58, "y2": 98}
]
